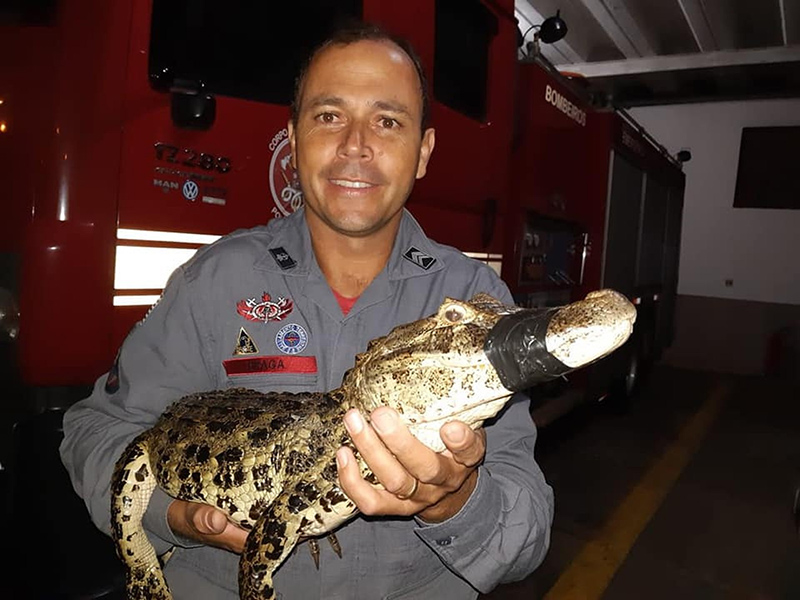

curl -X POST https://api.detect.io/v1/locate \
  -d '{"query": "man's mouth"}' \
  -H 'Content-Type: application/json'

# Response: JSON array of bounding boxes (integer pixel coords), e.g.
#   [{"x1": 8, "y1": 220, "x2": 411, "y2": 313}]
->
[{"x1": 330, "y1": 179, "x2": 376, "y2": 189}]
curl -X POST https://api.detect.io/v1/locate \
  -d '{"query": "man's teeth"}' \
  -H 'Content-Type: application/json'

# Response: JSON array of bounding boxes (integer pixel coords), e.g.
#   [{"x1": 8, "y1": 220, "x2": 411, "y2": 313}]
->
[{"x1": 332, "y1": 180, "x2": 373, "y2": 188}]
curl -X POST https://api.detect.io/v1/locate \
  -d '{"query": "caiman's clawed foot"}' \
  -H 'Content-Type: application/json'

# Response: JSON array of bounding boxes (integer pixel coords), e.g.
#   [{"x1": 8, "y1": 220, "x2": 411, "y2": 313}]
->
[
  {"x1": 308, "y1": 539, "x2": 320, "y2": 570},
  {"x1": 327, "y1": 533, "x2": 342, "y2": 558}
]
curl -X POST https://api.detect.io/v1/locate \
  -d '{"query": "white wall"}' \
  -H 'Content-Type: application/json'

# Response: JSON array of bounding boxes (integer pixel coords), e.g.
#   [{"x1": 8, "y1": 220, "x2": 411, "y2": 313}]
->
[{"x1": 629, "y1": 99, "x2": 800, "y2": 306}]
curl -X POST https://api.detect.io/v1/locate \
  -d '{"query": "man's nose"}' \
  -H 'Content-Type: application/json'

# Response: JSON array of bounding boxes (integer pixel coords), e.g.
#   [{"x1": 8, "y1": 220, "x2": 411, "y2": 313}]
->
[{"x1": 337, "y1": 121, "x2": 374, "y2": 161}]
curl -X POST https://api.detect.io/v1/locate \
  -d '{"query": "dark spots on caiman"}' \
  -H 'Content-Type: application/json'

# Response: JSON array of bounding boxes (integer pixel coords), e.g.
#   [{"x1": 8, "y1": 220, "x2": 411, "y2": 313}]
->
[
  {"x1": 248, "y1": 427, "x2": 272, "y2": 446},
  {"x1": 251, "y1": 464, "x2": 274, "y2": 492},
  {"x1": 216, "y1": 447, "x2": 244, "y2": 464},
  {"x1": 134, "y1": 463, "x2": 149, "y2": 482},
  {"x1": 207, "y1": 420, "x2": 237, "y2": 435}
]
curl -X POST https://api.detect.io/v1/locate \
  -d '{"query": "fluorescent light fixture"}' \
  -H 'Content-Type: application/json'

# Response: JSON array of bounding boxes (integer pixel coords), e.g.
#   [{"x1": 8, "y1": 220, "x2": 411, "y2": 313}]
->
[
  {"x1": 114, "y1": 245, "x2": 198, "y2": 290},
  {"x1": 117, "y1": 228, "x2": 221, "y2": 245},
  {"x1": 113, "y1": 295, "x2": 162, "y2": 307}
]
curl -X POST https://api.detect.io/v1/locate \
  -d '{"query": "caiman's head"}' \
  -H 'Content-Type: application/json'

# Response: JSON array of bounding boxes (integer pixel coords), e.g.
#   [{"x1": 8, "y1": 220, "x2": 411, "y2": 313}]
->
[{"x1": 343, "y1": 289, "x2": 637, "y2": 451}]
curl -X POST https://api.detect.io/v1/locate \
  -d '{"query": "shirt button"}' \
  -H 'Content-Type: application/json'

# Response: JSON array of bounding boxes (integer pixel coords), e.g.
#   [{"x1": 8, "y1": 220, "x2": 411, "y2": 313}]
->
[{"x1": 436, "y1": 536, "x2": 454, "y2": 547}]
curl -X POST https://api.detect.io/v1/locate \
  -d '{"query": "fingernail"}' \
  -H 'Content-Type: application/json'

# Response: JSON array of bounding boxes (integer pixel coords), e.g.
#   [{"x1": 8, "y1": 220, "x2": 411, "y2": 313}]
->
[
  {"x1": 371, "y1": 409, "x2": 396, "y2": 435},
  {"x1": 344, "y1": 410, "x2": 364, "y2": 435},
  {"x1": 445, "y1": 424, "x2": 465, "y2": 444},
  {"x1": 336, "y1": 448, "x2": 348, "y2": 469}
]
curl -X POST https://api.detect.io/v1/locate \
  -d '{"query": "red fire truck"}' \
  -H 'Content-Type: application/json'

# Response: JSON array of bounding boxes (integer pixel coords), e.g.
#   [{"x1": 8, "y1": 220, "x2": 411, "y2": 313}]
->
[
  {"x1": 2, "y1": 0, "x2": 684, "y2": 596},
  {"x1": 1, "y1": 0, "x2": 684, "y2": 413}
]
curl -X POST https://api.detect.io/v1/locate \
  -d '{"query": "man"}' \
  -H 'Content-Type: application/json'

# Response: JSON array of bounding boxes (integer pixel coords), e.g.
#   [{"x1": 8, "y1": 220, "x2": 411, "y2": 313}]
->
[{"x1": 61, "y1": 23, "x2": 554, "y2": 599}]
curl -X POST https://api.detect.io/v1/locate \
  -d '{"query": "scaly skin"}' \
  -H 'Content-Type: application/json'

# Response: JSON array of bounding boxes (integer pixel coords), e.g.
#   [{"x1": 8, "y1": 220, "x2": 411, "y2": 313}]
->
[{"x1": 111, "y1": 290, "x2": 636, "y2": 599}]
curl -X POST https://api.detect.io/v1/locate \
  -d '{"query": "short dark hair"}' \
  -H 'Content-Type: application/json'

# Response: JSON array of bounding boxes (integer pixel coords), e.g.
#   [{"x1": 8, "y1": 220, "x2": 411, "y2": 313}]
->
[{"x1": 290, "y1": 22, "x2": 431, "y2": 131}]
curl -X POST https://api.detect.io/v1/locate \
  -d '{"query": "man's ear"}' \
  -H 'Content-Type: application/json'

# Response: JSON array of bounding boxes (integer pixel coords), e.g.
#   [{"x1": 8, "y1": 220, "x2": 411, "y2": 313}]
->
[
  {"x1": 287, "y1": 120, "x2": 297, "y2": 169},
  {"x1": 415, "y1": 128, "x2": 436, "y2": 180}
]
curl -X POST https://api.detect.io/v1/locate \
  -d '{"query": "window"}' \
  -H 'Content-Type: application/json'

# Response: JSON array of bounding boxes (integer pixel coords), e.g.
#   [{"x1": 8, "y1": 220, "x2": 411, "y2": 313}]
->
[
  {"x1": 0, "y1": 0, "x2": 57, "y2": 25},
  {"x1": 434, "y1": 0, "x2": 497, "y2": 122},
  {"x1": 149, "y1": 0, "x2": 362, "y2": 105},
  {"x1": 734, "y1": 126, "x2": 800, "y2": 210}
]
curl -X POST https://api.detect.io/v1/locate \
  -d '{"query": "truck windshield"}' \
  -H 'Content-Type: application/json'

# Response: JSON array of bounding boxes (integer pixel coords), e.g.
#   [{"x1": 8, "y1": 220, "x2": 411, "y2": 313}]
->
[{"x1": 149, "y1": 0, "x2": 362, "y2": 105}]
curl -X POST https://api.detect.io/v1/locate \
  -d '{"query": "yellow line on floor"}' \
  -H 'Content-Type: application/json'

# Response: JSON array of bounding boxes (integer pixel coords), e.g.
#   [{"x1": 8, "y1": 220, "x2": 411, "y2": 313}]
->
[{"x1": 543, "y1": 380, "x2": 729, "y2": 600}]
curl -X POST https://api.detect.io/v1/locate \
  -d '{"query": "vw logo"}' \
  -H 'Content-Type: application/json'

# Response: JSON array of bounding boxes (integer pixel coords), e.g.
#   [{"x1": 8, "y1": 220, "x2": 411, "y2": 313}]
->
[{"x1": 182, "y1": 180, "x2": 199, "y2": 201}]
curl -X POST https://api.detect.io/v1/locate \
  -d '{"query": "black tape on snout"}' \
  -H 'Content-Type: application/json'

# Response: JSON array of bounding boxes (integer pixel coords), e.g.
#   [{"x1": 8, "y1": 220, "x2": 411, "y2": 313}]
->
[{"x1": 483, "y1": 309, "x2": 572, "y2": 391}]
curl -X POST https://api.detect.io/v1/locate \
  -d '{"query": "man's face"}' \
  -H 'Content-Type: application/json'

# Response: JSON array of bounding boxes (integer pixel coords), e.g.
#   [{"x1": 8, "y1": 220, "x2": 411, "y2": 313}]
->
[{"x1": 288, "y1": 39, "x2": 435, "y2": 238}]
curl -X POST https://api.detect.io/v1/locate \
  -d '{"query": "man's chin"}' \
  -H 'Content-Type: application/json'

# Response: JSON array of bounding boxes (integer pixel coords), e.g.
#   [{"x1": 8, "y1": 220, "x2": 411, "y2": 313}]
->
[{"x1": 327, "y1": 213, "x2": 403, "y2": 238}]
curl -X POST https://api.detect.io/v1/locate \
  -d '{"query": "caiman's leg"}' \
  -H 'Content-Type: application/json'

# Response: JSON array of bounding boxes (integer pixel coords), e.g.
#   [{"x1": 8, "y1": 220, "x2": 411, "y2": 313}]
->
[
  {"x1": 240, "y1": 493, "x2": 303, "y2": 600},
  {"x1": 327, "y1": 533, "x2": 342, "y2": 558},
  {"x1": 306, "y1": 533, "x2": 342, "y2": 569},
  {"x1": 307, "y1": 533, "x2": 342, "y2": 571},
  {"x1": 308, "y1": 538, "x2": 320, "y2": 569},
  {"x1": 110, "y1": 436, "x2": 172, "y2": 600}
]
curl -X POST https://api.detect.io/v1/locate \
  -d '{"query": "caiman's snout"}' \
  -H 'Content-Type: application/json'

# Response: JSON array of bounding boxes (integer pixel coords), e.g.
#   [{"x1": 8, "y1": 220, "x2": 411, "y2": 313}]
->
[
  {"x1": 484, "y1": 308, "x2": 570, "y2": 392},
  {"x1": 483, "y1": 290, "x2": 637, "y2": 392}
]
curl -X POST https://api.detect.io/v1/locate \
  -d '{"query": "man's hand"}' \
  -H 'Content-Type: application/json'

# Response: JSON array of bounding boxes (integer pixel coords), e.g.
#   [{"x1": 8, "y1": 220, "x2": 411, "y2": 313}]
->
[
  {"x1": 167, "y1": 499, "x2": 249, "y2": 554},
  {"x1": 336, "y1": 407, "x2": 486, "y2": 523}
]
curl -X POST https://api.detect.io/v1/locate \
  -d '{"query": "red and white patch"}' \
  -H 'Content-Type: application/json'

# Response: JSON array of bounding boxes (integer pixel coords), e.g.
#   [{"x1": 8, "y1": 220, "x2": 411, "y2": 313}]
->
[
  {"x1": 223, "y1": 355, "x2": 317, "y2": 376},
  {"x1": 236, "y1": 292, "x2": 293, "y2": 323}
]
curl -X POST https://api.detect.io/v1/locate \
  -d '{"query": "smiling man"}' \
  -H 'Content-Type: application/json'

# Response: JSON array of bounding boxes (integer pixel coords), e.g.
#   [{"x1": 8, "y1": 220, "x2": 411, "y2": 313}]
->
[{"x1": 61, "y1": 23, "x2": 554, "y2": 599}]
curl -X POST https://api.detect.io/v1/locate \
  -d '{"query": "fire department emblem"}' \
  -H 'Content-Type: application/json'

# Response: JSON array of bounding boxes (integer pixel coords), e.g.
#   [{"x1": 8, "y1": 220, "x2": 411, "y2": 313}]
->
[
  {"x1": 268, "y1": 127, "x2": 304, "y2": 219},
  {"x1": 275, "y1": 323, "x2": 308, "y2": 355},
  {"x1": 236, "y1": 292, "x2": 293, "y2": 323}
]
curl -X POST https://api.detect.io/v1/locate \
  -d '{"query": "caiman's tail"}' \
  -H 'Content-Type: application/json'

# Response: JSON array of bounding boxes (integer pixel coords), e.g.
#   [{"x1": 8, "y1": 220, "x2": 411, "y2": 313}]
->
[{"x1": 110, "y1": 433, "x2": 172, "y2": 600}]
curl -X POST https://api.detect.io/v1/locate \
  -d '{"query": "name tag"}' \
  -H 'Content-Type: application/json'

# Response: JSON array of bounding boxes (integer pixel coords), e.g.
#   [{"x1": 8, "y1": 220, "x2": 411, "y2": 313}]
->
[{"x1": 223, "y1": 355, "x2": 317, "y2": 376}]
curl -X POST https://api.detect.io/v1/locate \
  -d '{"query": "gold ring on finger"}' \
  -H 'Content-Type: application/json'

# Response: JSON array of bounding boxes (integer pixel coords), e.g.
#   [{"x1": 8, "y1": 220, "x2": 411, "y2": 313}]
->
[{"x1": 396, "y1": 477, "x2": 420, "y2": 501}]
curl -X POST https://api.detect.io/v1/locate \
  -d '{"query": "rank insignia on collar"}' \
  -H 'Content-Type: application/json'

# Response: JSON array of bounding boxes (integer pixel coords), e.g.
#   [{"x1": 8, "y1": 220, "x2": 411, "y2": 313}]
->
[
  {"x1": 233, "y1": 327, "x2": 259, "y2": 355},
  {"x1": 269, "y1": 247, "x2": 297, "y2": 270},
  {"x1": 402, "y1": 246, "x2": 436, "y2": 270},
  {"x1": 236, "y1": 292, "x2": 294, "y2": 323}
]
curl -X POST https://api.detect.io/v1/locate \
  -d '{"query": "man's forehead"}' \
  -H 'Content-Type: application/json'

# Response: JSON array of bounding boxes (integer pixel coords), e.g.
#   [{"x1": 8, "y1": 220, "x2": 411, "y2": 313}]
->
[{"x1": 300, "y1": 39, "x2": 421, "y2": 106}]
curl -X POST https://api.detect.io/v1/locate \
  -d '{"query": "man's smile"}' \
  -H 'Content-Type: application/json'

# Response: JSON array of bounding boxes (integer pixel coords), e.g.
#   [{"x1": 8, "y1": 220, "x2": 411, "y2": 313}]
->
[{"x1": 330, "y1": 179, "x2": 377, "y2": 189}]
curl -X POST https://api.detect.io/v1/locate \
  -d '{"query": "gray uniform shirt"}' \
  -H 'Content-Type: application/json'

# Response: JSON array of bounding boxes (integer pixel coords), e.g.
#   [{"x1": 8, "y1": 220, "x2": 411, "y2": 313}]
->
[{"x1": 60, "y1": 208, "x2": 554, "y2": 600}]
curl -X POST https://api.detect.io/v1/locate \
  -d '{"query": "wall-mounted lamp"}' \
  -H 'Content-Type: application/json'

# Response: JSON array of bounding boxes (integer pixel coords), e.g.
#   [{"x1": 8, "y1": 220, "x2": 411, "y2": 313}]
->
[{"x1": 520, "y1": 10, "x2": 568, "y2": 57}]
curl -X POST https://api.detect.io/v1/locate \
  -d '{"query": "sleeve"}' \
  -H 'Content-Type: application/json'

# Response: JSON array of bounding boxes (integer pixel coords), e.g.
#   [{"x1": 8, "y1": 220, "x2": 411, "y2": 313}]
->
[
  {"x1": 414, "y1": 396, "x2": 553, "y2": 592},
  {"x1": 414, "y1": 265, "x2": 555, "y2": 592},
  {"x1": 59, "y1": 266, "x2": 216, "y2": 554}
]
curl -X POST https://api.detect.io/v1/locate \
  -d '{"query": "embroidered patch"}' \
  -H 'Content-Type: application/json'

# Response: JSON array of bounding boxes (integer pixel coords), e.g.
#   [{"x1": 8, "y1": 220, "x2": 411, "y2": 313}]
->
[
  {"x1": 269, "y1": 247, "x2": 297, "y2": 270},
  {"x1": 236, "y1": 292, "x2": 293, "y2": 323},
  {"x1": 223, "y1": 355, "x2": 317, "y2": 376},
  {"x1": 275, "y1": 323, "x2": 308, "y2": 355},
  {"x1": 402, "y1": 246, "x2": 436, "y2": 270},
  {"x1": 233, "y1": 327, "x2": 258, "y2": 355}
]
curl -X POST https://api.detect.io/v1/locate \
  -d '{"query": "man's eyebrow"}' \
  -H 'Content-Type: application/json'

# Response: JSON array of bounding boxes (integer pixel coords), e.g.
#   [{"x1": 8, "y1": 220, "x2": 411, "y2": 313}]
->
[
  {"x1": 306, "y1": 95, "x2": 346, "y2": 110},
  {"x1": 304, "y1": 95, "x2": 412, "y2": 118},
  {"x1": 372, "y1": 100, "x2": 412, "y2": 117}
]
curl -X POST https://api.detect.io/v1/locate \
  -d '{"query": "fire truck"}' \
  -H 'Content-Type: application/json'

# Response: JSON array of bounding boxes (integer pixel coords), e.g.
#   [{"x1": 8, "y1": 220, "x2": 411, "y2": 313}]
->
[
  {"x1": 1, "y1": 0, "x2": 683, "y2": 595},
  {"x1": 1, "y1": 0, "x2": 684, "y2": 409}
]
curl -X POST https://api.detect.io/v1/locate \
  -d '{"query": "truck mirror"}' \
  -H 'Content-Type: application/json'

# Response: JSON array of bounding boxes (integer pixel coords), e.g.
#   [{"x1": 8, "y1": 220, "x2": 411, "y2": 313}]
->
[{"x1": 170, "y1": 90, "x2": 216, "y2": 131}]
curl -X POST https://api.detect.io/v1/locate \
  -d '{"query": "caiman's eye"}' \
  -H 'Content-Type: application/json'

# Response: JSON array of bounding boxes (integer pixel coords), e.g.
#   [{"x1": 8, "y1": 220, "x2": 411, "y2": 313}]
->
[{"x1": 444, "y1": 305, "x2": 465, "y2": 322}]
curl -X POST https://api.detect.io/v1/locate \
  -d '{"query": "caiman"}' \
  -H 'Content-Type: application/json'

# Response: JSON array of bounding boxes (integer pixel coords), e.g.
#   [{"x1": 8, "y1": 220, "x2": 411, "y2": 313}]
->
[{"x1": 111, "y1": 289, "x2": 636, "y2": 600}]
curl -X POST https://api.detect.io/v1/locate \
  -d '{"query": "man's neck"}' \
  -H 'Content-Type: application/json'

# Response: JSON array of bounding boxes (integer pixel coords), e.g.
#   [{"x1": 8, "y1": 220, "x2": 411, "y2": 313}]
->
[{"x1": 307, "y1": 216, "x2": 401, "y2": 298}]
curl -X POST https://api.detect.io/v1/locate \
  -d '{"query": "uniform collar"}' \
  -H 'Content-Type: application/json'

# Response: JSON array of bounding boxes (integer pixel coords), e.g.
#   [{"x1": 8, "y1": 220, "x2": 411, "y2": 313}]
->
[{"x1": 254, "y1": 207, "x2": 445, "y2": 280}]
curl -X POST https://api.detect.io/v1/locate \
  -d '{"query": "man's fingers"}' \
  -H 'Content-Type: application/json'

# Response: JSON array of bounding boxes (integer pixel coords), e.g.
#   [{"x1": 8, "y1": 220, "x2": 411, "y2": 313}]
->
[
  {"x1": 344, "y1": 408, "x2": 427, "y2": 494},
  {"x1": 336, "y1": 446, "x2": 419, "y2": 516},
  {"x1": 368, "y1": 407, "x2": 446, "y2": 484},
  {"x1": 441, "y1": 422, "x2": 485, "y2": 468},
  {"x1": 188, "y1": 504, "x2": 228, "y2": 535}
]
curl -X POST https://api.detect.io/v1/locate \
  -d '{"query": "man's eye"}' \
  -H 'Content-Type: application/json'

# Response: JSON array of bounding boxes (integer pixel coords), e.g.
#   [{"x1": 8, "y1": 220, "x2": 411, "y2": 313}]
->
[
  {"x1": 317, "y1": 112, "x2": 338, "y2": 124},
  {"x1": 379, "y1": 117, "x2": 399, "y2": 129}
]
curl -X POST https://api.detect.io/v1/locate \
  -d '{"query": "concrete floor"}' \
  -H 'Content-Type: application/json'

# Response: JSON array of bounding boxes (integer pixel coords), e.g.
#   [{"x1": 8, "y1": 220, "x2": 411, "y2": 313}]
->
[
  {"x1": 484, "y1": 367, "x2": 800, "y2": 600},
  {"x1": 2, "y1": 366, "x2": 798, "y2": 599}
]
